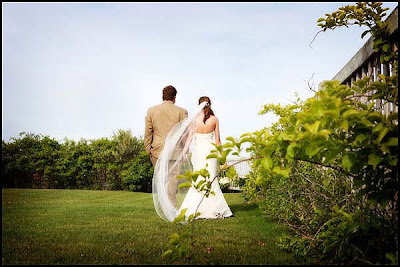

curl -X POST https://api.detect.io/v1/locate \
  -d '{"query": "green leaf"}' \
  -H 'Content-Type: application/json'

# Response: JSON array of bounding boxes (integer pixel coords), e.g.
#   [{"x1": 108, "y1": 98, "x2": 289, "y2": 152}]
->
[
  {"x1": 341, "y1": 120, "x2": 349, "y2": 132},
  {"x1": 168, "y1": 232, "x2": 180, "y2": 244},
  {"x1": 318, "y1": 130, "x2": 331, "y2": 138},
  {"x1": 377, "y1": 127, "x2": 389, "y2": 143},
  {"x1": 354, "y1": 134, "x2": 367, "y2": 145},
  {"x1": 388, "y1": 158, "x2": 397, "y2": 166},
  {"x1": 176, "y1": 174, "x2": 187, "y2": 180},
  {"x1": 173, "y1": 209, "x2": 187, "y2": 223},
  {"x1": 225, "y1": 166, "x2": 237, "y2": 178},
  {"x1": 323, "y1": 148, "x2": 341, "y2": 164},
  {"x1": 305, "y1": 146, "x2": 321, "y2": 158},
  {"x1": 386, "y1": 253, "x2": 398, "y2": 264},
  {"x1": 385, "y1": 137, "x2": 398, "y2": 147},
  {"x1": 272, "y1": 166, "x2": 290, "y2": 177},
  {"x1": 380, "y1": 144, "x2": 391, "y2": 154},
  {"x1": 359, "y1": 117, "x2": 374, "y2": 127},
  {"x1": 368, "y1": 153, "x2": 382, "y2": 169},
  {"x1": 382, "y1": 44, "x2": 390, "y2": 52},
  {"x1": 206, "y1": 153, "x2": 219, "y2": 159},
  {"x1": 374, "y1": 39, "x2": 386, "y2": 46},
  {"x1": 342, "y1": 154, "x2": 354, "y2": 172},
  {"x1": 195, "y1": 180, "x2": 206, "y2": 190},
  {"x1": 225, "y1": 136, "x2": 236, "y2": 143},
  {"x1": 162, "y1": 249, "x2": 173, "y2": 259},
  {"x1": 261, "y1": 157, "x2": 273, "y2": 170},
  {"x1": 239, "y1": 132, "x2": 252, "y2": 139},
  {"x1": 323, "y1": 110, "x2": 340, "y2": 118},
  {"x1": 342, "y1": 109, "x2": 359, "y2": 118},
  {"x1": 372, "y1": 122, "x2": 383, "y2": 133},
  {"x1": 222, "y1": 142, "x2": 235, "y2": 148},
  {"x1": 311, "y1": 121, "x2": 321, "y2": 133},
  {"x1": 187, "y1": 214, "x2": 195, "y2": 222},
  {"x1": 286, "y1": 143, "x2": 297, "y2": 158},
  {"x1": 178, "y1": 182, "x2": 192, "y2": 189},
  {"x1": 239, "y1": 137, "x2": 252, "y2": 144},
  {"x1": 384, "y1": 55, "x2": 391, "y2": 62},
  {"x1": 280, "y1": 132, "x2": 293, "y2": 141}
]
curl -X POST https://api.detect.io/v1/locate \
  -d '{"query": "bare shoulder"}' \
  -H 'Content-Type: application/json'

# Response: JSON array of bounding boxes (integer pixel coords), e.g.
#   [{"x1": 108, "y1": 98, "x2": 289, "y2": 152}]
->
[
  {"x1": 206, "y1": 115, "x2": 219, "y2": 127},
  {"x1": 210, "y1": 115, "x2": 219, "y2": 123}
]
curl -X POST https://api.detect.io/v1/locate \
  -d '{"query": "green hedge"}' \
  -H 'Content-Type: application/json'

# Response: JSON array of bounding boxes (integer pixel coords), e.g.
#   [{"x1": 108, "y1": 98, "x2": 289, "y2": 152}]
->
[{"x1": 2, "y1": 130, "x2": 153, "y2": 192}]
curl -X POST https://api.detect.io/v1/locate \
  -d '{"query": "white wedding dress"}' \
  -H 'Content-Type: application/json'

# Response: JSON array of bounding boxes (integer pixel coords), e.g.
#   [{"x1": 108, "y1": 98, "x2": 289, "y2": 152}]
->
[
  {"x1": 177, "y1": 131, "x2": 233, "y2": 220},
  {"x1": 152, "y1": 102, "x2": 233, "y2": 223}
]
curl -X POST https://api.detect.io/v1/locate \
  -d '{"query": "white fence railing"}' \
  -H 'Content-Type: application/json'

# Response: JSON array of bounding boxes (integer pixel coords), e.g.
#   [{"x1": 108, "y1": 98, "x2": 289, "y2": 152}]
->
[
  {"x1": 321, "y1": 6, "x2": 398, "y2": 117},
  {"x1": 219, "y1": 158, "x2": 252, "y2": 190}
]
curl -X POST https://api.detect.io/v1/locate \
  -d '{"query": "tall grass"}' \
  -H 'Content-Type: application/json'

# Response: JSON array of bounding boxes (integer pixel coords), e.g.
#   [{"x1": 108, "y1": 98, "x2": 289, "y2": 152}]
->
[{"x1": 2, "y1": 188, "x2": 295, "y2": 265}]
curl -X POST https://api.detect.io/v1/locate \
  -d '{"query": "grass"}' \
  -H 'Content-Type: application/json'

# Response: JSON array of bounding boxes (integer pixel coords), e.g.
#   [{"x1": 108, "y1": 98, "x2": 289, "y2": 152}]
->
[{"x1": 2, "y1": 188, "x2": 296, "y2": 265}]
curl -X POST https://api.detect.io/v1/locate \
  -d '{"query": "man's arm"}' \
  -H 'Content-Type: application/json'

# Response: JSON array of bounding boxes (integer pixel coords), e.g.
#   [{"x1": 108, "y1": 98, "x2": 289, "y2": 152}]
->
[
  {"x1": 180, "y1": 109, "x2": 188, "y2": 122},
  {"x1": 144, "y1": 110, "x2": 153, "y2": 154}
]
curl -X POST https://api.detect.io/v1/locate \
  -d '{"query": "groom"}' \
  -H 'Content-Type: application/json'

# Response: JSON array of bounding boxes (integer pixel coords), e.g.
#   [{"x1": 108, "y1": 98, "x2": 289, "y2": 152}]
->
[{"x1": 144, "y1": 85, "x2": 188, "y2": 205}]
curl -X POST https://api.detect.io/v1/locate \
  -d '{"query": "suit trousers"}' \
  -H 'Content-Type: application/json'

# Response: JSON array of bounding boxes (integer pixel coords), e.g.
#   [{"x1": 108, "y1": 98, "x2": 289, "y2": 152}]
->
[{"x1": 151, "y1": 154, "x2": 180, "y2": 207}]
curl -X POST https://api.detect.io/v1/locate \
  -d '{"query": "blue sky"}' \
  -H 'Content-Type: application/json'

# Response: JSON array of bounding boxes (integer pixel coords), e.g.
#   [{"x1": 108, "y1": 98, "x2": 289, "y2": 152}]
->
[{"x1": 2, "y1": 2, "x2": 398, "y2": 145}]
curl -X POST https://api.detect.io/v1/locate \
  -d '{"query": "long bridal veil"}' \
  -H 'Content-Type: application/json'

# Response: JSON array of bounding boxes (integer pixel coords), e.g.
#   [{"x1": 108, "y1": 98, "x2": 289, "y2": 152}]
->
[{"x1": 152, "y1": 102, "x2": 207, "y2": 222}]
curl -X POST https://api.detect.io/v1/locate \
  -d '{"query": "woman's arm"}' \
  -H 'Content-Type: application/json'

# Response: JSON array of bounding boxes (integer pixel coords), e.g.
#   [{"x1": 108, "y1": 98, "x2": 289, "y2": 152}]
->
[{"x1": 214, "y1": 117, "x2": 221, "y2": 146}]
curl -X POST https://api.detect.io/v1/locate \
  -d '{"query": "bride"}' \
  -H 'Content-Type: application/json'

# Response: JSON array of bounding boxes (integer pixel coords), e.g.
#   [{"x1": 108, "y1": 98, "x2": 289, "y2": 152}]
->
[{"x1": 152, "y1": 96, "x2": 233, "y2": 222}]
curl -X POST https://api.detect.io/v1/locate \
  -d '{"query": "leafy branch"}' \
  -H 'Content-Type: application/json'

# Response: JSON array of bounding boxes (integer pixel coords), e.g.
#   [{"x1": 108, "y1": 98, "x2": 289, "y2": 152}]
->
[{"x1": 162, "y1": 134, "x2": 256, "y2": 263}]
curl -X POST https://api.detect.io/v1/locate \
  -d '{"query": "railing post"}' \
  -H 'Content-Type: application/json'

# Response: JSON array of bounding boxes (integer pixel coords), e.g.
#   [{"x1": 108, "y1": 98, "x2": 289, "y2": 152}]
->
[
  {"x1": 361, "y1": 65, "x2": 368, "y2": 105},
  {"x1": 329, "y1": 6, "x2": 397, "y2": 119},
  {"x1": 375, "y1": 55, "x2": 383, "y2": 112},
  {"x1": 382, "y1": 63, "x2": 391, "y2": 117}
]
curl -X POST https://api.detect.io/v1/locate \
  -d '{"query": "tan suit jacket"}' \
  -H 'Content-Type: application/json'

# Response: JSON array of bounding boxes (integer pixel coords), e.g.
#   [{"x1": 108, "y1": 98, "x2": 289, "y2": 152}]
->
[{"x1": 144, "y1": 101, "x2": 188, "y2": 160}]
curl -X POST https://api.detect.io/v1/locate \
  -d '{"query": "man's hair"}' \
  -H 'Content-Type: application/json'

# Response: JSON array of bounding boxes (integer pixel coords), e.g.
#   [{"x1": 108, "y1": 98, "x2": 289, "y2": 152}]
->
[{"x1": 162, "y1": 85, "x2": 177, "y2": 101}]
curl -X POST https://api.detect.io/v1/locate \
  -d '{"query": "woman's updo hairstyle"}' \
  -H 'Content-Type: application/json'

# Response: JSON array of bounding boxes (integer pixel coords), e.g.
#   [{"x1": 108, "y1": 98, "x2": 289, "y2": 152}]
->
[{"x1": 198, "y1": 96, "x2": 215, "y2": 123}]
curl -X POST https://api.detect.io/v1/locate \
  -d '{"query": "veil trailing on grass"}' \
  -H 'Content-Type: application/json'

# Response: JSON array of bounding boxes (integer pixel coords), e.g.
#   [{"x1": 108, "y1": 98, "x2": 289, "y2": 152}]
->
[{"x1": 152, "y1": 102, "x2": 207, "y2": 222}]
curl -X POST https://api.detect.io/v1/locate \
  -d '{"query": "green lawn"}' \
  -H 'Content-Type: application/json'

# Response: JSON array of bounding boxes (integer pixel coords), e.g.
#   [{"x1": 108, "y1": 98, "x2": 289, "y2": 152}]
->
[{"x1": 2, "y1": 188, "x2": 295, "y2": 265}]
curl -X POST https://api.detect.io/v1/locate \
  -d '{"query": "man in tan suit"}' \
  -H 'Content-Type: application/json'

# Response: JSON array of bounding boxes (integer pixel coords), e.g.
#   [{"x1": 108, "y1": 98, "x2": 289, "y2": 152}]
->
[{"x1": 144, "y1": 85, "x2": 188, "y2": 206}]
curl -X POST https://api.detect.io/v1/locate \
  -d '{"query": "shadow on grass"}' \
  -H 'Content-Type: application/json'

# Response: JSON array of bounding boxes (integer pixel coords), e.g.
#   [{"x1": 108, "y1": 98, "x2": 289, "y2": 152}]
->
[{"x1": 229, "y1": 202, "x2": 259, "y2": 213}]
